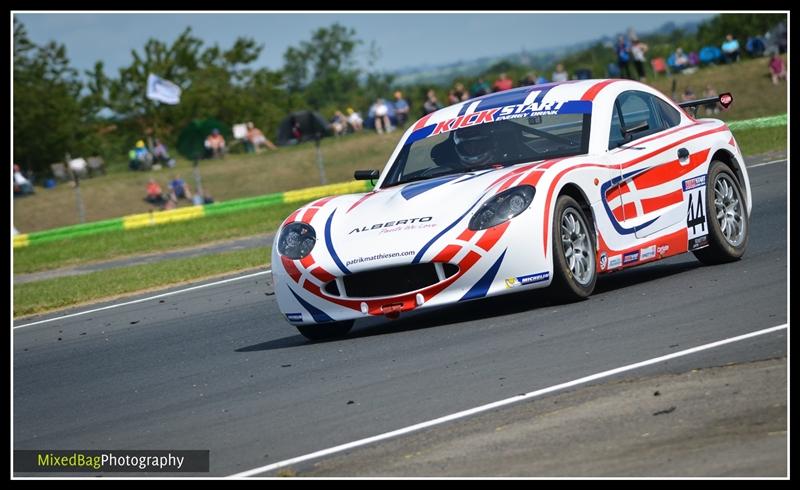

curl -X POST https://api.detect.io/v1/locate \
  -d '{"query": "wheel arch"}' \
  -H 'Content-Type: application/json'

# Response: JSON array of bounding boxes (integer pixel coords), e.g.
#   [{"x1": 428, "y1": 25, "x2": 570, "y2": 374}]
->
[
  {"x1": 557, "y1": 183, "x2": 596, "y2": 238},
  {"x1": 710, "y1": 148, "x2": 748, "y2": 204}
]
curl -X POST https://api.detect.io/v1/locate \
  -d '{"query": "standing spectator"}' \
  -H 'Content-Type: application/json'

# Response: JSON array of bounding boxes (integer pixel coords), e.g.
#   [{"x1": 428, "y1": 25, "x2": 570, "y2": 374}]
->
[
  {"x1": 615, "y1": 35, "x2": 632, "y2": 79},
  {"x1": 347, "y1": 108, "x2": 363, "y2": 132},
  {"x1": 370, "y1": 98, "x2": 392, "y2": 134},
  {"x1": 393, "y1": 91, "x2": 410, "y2": 127},
  {"x1": 204, "y1": 129, "x2": 226, "y2": 158},
  {"x1": 551, "y1": 63, "x2": 569, "y2": 83},
  {"x1": 769, "y1": 53, "x2": 786, "y2": 85},
  {"x1": 13, "y1": 164, "x2": 34, "y2": 196},
  {"x1": 470, "y1": 78, "x2": 490, "y2": 97},
  {"x1": 246, "y1": 122, "x2": 277, "y2": 151},
  {"x1": 423, "y1": 89, "x2": 442, "y2": 115},
  {"x1": 722, "y1": 34, "x2": 741, "y2": 63},
  {"x1": 630, "y1": 38, "x2": 649, "y2": 81},
  {"x1": 492, "y1": 73, "x2": 513, "y2": 92}
]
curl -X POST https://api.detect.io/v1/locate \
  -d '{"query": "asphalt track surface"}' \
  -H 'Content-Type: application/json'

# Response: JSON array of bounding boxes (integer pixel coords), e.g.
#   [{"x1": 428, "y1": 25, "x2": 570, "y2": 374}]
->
[{"x1": 13, "y1": 158, "x2": 788, "y2": 477}]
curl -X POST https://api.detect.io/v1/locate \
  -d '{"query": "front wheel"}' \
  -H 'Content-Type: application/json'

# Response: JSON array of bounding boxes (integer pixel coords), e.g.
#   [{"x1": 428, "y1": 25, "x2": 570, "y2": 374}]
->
[
  {"x1": 296, "y1": 320, "x2": 354, "y2": 341},
  {"x1": 549, "y1": 195, "x2": 597, "y2": 302},
  {"x1": 693, "y1": 161, "x2": 749, "y2": 265}
]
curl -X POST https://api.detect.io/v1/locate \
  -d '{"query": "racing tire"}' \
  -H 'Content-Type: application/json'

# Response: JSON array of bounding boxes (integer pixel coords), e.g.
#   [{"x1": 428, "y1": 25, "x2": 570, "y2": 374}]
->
[
  {"x1": 549, "y1": 195, "x2": 597, "y2": 302},
  {"x1": 693, "y1": 160, "x2": 749, "y2": 265},
  {"x1": 296, "y1": 320, "x2": 355, "y2": 341}
]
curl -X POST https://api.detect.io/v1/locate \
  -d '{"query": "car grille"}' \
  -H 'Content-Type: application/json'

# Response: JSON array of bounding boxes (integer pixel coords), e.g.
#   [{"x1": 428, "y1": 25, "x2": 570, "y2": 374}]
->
[{"x1": 324, "y1": 263, "x2": 459, "y2": 298}]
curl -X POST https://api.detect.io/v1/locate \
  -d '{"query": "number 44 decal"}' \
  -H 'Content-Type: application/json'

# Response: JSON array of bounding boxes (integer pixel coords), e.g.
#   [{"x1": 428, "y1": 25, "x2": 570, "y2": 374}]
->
[{"x1": 686, "y1": 188, "x2": 707, "y2": 240}]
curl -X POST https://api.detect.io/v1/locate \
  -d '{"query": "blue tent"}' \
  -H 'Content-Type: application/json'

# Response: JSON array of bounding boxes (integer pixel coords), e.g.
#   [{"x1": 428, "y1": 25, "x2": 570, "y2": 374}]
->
[{"x1": 699, "y1": 46, "x2": 723, "y2": 64}]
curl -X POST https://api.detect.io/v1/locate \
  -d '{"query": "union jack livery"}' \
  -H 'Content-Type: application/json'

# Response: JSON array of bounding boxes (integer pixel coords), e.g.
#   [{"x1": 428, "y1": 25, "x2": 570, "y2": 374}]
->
[{"x1": 272, "y1": 79, "x2": 751, "y2": 340}]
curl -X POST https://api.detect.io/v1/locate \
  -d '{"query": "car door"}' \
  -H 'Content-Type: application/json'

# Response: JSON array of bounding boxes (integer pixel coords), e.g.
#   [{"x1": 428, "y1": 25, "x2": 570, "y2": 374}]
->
[{"x1": 606, "y1": 91, "x2": 698, "y2": 240}]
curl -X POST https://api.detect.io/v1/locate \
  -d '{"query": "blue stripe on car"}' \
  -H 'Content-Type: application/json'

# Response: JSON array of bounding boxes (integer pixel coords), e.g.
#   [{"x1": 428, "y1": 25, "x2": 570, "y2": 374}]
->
[
  {"x1": 459, "y1": 249, "x2": 507, "y2": 301},
  {"x1": 325, "y1": 210, "x2": 352, "y2": 275},
  {"x1": 288, "y1": 287, "x2": 334, "y2": 323}
]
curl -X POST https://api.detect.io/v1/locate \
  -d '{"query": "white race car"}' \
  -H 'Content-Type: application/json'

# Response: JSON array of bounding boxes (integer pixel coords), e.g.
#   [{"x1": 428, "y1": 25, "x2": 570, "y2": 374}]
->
[{"x1": 272, "y1": 79, "x2": 750, "y2": 340}]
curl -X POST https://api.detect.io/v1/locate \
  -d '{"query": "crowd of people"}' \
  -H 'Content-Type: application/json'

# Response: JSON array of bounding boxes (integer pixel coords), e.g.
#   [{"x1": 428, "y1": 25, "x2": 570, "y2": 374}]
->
[
  {"x1": 128, "y1": 138, "x2": 176, "y2": 171},
  {"x1": 144, "y1": 174, "x2": 214, "y2": 210}
]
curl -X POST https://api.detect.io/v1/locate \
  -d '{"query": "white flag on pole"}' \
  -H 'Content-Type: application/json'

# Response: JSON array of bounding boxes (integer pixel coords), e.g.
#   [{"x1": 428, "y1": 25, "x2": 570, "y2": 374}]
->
[{"x1": 146, "y1": 73, "x2": 181, "y2": 105}]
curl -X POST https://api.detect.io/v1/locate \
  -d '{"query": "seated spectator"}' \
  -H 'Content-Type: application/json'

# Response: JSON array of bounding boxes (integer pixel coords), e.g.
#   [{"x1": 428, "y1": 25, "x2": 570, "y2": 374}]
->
[
  {"x1": 492, "y1": 73, "x2": 513, "y2": 92},
  {"x1": 721, "y1": 34, "x2": 741, "y2": 63},
  {"x1": 423, "y1": 89, "x2": 442, "y2": 115},
  {"x1": 246, "y1": 122, "x2": 277, "y2": 152},
  {"x1": 169, "y1": 175, "x2": 193, "y2": 201},
  {"x1": 129, "y1": 140, "x2": 153, "y2": 171},
  {"x1": 393, "y1": 91, "x2": 410, "y2": 127},
  {"x1": 144, "y1": 178, "x2": 166, "y2": 207},
  {"x1": 551, "y1": 63, "x2": 569, "y2": 83},
  {"x1": 681, "y1": 86, "x2": 696, "y2": 103},
  {"x1": 673, "y1": 48, "x2": 690, "y2": 72},
  {"x1": 470, "y1": 78, "x2": 490, "y2": 97},
  {"x1": 204, "y1": 129, "x2": 226, "y2": 159},
  {"x1": 13, "y1": 164, "x2": 34, "y2": 196},
  {"x1": 193, "y1": 190, "x2": 215, "y2": 206},
  {"x1": 370, "y1": 98, "x2": 392, "y2": 134},
  {"x1": 452, "y1": 83, "x2": 469, "y2": 102},
  {"x1": 519, "y1": 72, "x2": 538, "y2": 86},
  {"x1": 346, "y1": 108, "x2": 363, "y2": 132},
  {"x1": 152, "y1": 139, "x2": 176, "y2": 168},
  {"x1": 447, "y1": 89, "x2": 459, "y2": 105},
  {"x1": 703, "y1": 85, "x2": 720, "y2": 115},
  {"x1": 331, "y1": 110, "x2": 348, "y2": 136},
  {"x1": 769, "y1": 53, "x2": 786, "y2": 85}
]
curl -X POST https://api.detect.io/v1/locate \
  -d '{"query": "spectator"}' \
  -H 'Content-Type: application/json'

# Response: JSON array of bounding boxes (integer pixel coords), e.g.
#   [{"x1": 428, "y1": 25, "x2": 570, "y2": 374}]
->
[
  {"x1": 204, "y1": 129, "x2": 226, "y2": 159},
  {"x1": 169, "y1": 174, "x2": 193, "y2": 201},
  {"x1": 13, "y1": 164, "x2": 34, "y2": 196},
  {"x1": 703, "y1": 85, "x2": 720, "y2": 115},
  {"x1": 423, "y1": 89, "x2": 442, "y2": 115},
  {"x1": 722, "y1": 34, "x2": 741, "y2": 63},
  {"x1": 681, "y1": 86, "x2": 696, "y2": 103},
  {"x1": 129, "y1": 140, "x2": 152, "y2": 171},
  {"x1": 447, "y1": 89, "x2": 459, "y2": 105},
  {"x1": 370, "y1": 98, "x2": 392, "y2": 134},
  {"x1": 673, "y1": 47, "x2": 690, "y2": 72},
  {"x1": 551, "y1": 63, "x2": 569, "y2": 83},
  {"x1": 519, "y1": 72, "x2": 538, "y2": 86},
  {"x1": 193, "y1": 190, "x2": 215, "y2": 206},
  {"x1": 769, "y1": 53, "x2": 786, "y2": 85},
  {"x1": 492, "y1": 73, "x2": 513, "y2": 92},
  {"x1": 470, "y1": 78, "x2": 490, "y2": 97},
  {"x1": 331, "y1": 110, "x2": 348, "y2": 136},
  {"x1": 144, "y1": 178, "x2": 166, "y2": 207},
  {"x1": 152, "y1": 138, "x2": 176, "y2": 168},
  {"x1": 615, "y1": 35, "x2": 632, "y2": 79},
  {"x1": 453, "y1": 83, "x2": 469, "y2": 102},
  {"x1": 630, "y1": 38, "x2": 649, "y2": 81},
  {"x1": 246, "y1": 122, "x2": 277, "y2": 152},
  {"x1": 347, "y1": 108, "x2": 363, "y2": 132},
  {"x1": 393, "y1": 91, "x2": 410, "y2": 126}
]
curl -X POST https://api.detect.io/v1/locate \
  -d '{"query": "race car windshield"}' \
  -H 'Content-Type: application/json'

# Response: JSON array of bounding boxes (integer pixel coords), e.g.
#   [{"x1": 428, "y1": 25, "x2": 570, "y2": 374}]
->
[{"x1": 382, "y1": 111, "x2": 591, "y2": 188}]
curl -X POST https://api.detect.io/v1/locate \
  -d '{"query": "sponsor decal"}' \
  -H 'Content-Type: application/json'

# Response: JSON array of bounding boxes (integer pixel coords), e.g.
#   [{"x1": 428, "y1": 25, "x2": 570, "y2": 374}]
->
[
  {"x1": 599, "y1": 252, "x2": 608, "y2": 271},
  {"x1": 688, "y1": 235, "x2": 709, "y2": 251},
  {"x1": 682, "y1": 175, "x2": 707, "y2": 191},
  {"x1": 640, "y1": 245, "x2": 656, "y2": 261},
  {"x1": 286, "y1": 313, "x2": 303, "y2": 322},
  {"x1": 349, "y1": 216, "x2": 433, "y2": 234},
  {"x1": 608, "y1": 254, "x2": 622, "y2": 269},
  {"x1": 345, "y1": 250, "x2": 416, "y2": 267},
  {"x1": 657, "y1": 245, "x2": 670, "y2": 257},
  {"x1": 623, "y1": 251, "x2": 640, "y2": 264},
  {"x1": 505, "y1": 271, "x2": 550, "y2": 288}
]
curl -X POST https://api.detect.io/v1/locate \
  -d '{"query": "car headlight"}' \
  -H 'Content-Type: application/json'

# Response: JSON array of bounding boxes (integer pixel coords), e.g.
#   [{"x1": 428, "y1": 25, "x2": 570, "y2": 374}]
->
[
  {"x1": 468, "y1": 185, "x2": 535, "y2": 231},
  {"x1": 278, "y1": 222, "x2": 317, "y2": 259}
]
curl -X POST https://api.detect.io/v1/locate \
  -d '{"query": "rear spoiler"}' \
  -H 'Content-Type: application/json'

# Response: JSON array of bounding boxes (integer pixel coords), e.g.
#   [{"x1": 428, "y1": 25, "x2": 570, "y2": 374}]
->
[{"x1": 678, "y1": 92, "x2": 733, "y2": 116}]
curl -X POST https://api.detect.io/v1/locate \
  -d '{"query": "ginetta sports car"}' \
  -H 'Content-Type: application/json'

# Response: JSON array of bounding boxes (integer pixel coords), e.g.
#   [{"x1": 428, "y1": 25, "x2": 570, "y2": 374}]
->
[{"x1": 272, "y1": 79, "x2": 751, "y2": 340}]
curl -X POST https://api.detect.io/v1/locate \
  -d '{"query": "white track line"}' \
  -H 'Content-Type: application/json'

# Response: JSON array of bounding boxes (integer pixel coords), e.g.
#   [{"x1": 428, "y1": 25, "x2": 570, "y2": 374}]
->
[
  {"x1": 229, "y1": 323, "x2": 788, "y2": 478},
  {"x1": 13, "y1": 270, "x2": 271, "y2": 329},
  {"x1": 13, "y1": 156, "x2": 786, "y2": 330},
  {"x1": 747, "y1": 158, "x2": 787, "y2": 169}
]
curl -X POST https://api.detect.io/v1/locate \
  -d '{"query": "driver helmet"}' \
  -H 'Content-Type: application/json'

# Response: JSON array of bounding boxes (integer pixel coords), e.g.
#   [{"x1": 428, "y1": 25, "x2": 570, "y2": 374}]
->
[{"x1": 453, "y1": 126, "x2": 494, "y2": 167}]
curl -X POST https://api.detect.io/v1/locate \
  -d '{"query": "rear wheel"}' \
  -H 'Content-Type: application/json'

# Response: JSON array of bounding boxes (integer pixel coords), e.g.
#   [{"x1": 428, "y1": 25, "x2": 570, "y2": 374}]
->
[
  {"x1": 693, "y1": 161, "x2": 749, "y2": 265},
  {"x1": 296, "y1": 320, "x2": 354, "y2": 341},
  {"x1": 549, "y1": 195, "x2": 597, "y2": 301}
]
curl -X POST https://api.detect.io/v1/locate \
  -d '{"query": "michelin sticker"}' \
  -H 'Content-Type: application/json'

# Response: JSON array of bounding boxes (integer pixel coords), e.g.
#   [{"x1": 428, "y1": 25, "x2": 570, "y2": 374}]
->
[
  {"x1": 286, "y1": 313, "x2": 303, "y2": 322},
  {"x1": 505, "y1": 271, "x2": 550, "y2": 288}
]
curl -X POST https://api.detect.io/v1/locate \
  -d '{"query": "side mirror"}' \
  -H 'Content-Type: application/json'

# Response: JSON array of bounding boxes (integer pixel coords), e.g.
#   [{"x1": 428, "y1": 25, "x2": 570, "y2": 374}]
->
[
  {"x1": 623, "y1": 120, "x2": 649, "y2": 137},
  {"x1": 354, "y1": 170, "x2": 380, "y2": 181}
]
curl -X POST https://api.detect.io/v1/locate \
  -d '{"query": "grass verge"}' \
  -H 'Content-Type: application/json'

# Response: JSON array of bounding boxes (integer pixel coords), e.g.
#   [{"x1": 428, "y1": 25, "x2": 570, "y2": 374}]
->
[
  {"x1": 14, "y1": 202, "x2": 299, "y2": 274},
  {"x1": 731, "y1": 125, "x2": 787, "y2": 156},
  {"x1": 13, "y1": 246, "x2": 270, "y2": 318}
]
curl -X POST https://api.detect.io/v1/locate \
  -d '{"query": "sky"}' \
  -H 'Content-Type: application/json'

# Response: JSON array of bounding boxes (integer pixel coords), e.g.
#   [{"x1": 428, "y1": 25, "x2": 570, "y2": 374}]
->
[{"x1": 15, "y1": 12, "x2": 717, "y2": 77}]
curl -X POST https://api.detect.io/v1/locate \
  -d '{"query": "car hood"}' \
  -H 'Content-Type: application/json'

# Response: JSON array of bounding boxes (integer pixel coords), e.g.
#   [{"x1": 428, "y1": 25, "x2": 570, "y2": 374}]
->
[{"x1": 319, "y1": 168, "x2": 515, "y2": 272}]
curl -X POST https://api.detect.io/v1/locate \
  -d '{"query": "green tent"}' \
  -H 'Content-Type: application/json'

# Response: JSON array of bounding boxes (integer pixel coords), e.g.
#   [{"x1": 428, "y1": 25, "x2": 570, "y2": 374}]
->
[{"x1": 176, "y1": 118, "x2": 231, "y2": 161}]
